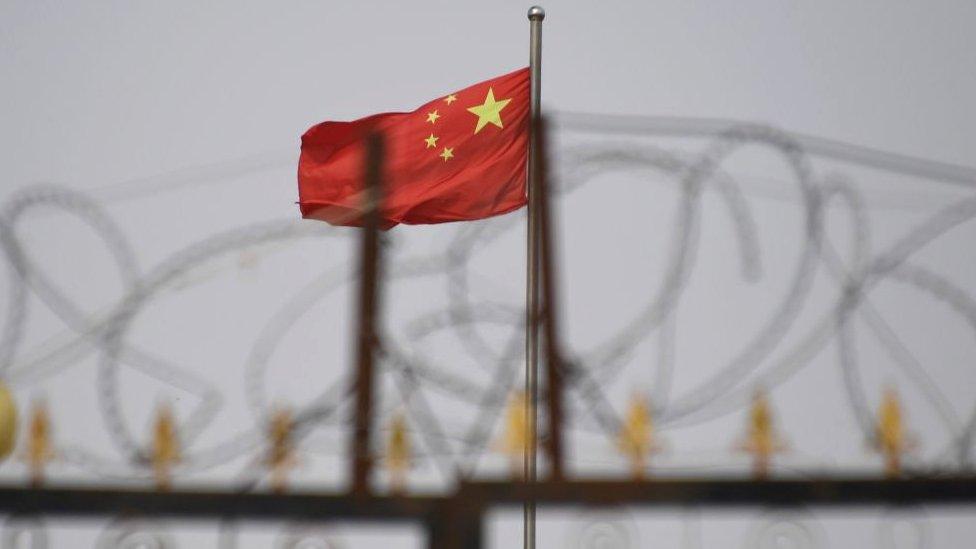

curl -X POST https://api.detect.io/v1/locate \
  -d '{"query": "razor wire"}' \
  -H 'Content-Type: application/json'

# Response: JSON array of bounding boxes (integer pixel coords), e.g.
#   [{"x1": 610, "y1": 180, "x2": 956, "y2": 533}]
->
[{"x1": 1, "y1": 119, "x2": 975, "y2": 485}]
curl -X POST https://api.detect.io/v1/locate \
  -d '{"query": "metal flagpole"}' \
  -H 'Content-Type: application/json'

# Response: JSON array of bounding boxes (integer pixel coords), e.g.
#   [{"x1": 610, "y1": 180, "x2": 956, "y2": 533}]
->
[{"x1": 525, "y1": 6, "x2": 544, "y2": 549}]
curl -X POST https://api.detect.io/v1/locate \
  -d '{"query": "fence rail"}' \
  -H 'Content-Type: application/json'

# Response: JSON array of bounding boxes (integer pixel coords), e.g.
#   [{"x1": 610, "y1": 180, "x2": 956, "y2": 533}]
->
[{"x1": 0, "y1": 478, "x2": 974, "y2": 548}]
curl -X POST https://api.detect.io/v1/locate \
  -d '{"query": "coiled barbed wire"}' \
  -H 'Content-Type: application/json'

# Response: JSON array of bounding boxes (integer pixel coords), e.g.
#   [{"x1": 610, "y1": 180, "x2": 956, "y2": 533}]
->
[
  {"x1": 1, "y1": 515, "x2": 48, "y2": 549},
  {"x1": 1, "y1": 118, "x2": 975, "y2": 485},
  {"x1": 744, "y1": 511, "x2": 823, "y2": 549}
]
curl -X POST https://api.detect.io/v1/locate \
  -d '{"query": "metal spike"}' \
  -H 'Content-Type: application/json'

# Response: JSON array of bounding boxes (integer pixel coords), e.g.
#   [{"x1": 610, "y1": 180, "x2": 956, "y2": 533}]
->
[
  {"x1": 24, "y1": 399, "x2": 54, "y2": 487},
  {"x1": 385, "y1": 412, "x2": 411, "y2": 494},
  {"x1": 736, "y1": 389, "x2": 787, "y2": 479},
  {"x1": 267, "y1": 407, "x2": 298, "y2": 493},
  {"x1": 617, "y1": 393, "x2": 662, "y2": 479},
  {"x1": 151, "y1": 404, "x2": 180, "y2": 491}
]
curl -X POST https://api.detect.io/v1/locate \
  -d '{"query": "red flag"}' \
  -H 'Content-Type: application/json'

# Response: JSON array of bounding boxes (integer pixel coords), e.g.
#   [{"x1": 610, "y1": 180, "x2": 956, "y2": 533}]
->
[{"x1": 298, "y1": 67, "x2": 530, "y2": 228}]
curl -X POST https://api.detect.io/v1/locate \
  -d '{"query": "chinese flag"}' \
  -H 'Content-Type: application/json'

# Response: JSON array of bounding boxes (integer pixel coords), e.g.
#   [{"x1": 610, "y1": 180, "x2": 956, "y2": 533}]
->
[{"x1": 298, "y1": 67, "x2": 529, "y2": 228}]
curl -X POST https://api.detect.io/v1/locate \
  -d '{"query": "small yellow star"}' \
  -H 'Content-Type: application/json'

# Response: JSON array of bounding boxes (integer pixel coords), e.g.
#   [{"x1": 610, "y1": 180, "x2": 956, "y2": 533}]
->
[
  {"x1": 426, "y1": 110, "x2": 440, "y2": 124},
  {"x1": 444, "y1": 94, "x2": 458, "y2": 105},
  {"x1": 439, "y1": 147, "x2": 454, "y2": 161},
  {"x1": 424, "y1": 134, "x2": 439, "y2": 149},
  {"x1": 467, "y1": 88, "x2": 511, "y2": 134}
]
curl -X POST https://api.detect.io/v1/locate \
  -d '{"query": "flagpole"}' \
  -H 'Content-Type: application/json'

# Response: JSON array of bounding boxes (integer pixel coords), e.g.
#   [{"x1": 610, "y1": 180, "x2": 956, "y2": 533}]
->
[{"x1": 525, "y1": 6, "x2": 544, "y2": 549}]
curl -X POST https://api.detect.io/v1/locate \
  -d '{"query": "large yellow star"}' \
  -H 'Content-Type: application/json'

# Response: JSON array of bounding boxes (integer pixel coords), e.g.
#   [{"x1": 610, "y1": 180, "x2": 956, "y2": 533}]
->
[
  {"x1": 424, "y1": 133, "x2": 439, "y2": 148},
  {"x1": 466, "y1": 88, "x2": 511, "y2": 134}
]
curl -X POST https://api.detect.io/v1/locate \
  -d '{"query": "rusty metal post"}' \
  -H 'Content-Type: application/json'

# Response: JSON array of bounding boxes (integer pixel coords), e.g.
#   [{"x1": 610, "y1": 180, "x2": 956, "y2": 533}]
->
[
  {"x1": 536, "y1": 116, "x2": 565, "y2": 480},
  {"x1": 350, "y1": 132, "x2": 384, "y2": 496}
]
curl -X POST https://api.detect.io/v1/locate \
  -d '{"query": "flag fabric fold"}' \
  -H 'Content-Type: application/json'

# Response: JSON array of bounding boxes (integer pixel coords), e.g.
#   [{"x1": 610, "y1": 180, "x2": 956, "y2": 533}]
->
[{"x1": 298, "y1": 67, "x2": 530, "y2": 228}]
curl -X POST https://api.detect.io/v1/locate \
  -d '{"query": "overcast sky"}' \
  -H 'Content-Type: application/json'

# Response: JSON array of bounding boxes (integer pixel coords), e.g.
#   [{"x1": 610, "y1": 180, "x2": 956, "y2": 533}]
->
[{"x1": 2, "y1": 2, "x2": 976, "y2": 547}]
